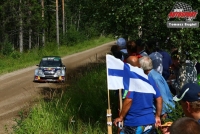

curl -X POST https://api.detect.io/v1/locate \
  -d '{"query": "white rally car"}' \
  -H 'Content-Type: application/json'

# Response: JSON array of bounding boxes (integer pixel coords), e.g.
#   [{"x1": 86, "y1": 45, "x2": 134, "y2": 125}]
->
[{"x1": 34, "y1": 56, "x2": 66, "y2": 82}]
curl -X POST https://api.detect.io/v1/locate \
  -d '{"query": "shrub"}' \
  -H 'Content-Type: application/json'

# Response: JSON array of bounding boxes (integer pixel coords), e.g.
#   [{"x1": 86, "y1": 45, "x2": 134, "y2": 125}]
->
[
  {"x1": 61, "y1": 25, "x2": 87, "y2": 46},
  {"x1": 1, "y1": 41, "x2": 13, "y2": 56},
  {"x1": 10, "y1": 51, "x2": 21, "y2": 59}
]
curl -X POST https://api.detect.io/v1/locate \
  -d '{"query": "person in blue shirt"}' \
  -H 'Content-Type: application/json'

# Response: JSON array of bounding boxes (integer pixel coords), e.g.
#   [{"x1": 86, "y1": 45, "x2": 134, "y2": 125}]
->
[
  {"x1": 113, "y1": 56, "x2": 162, "y2": 134},
  {"x1": 146, "y1": 39, "x2": 163, "y2": 75},
  {"x1": 146, "y1": 38, "x2": 172, "y2": 80},
  {"x1": 158, "y1": 50, "x2": 172, "y2": 80},
  {"x1": 139, "y1": 56, "x2": 175, "y2": 120}
]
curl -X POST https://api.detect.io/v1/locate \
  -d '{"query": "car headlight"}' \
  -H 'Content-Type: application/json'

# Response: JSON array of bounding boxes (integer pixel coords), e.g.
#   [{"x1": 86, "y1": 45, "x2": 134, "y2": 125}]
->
[
  {"x1": 56, "y1": 70, "x2": 62, "y2": 76},
  {"x1": 38, "y1": 70, "x2": 44, "y2": 75}
]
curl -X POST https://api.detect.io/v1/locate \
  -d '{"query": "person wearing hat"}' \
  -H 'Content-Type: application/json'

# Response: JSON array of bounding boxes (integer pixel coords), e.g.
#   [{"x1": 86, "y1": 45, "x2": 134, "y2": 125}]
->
[
  {"x1": 159, "y1": 83, "x2": 200, "y2": 134},
  {"x1": 173, "y1": 82, "x2": 200, "y2": 122},
  {"x1": 116, "y1": 37, "x2": 128, "y2": 61},
  {"x1": 146, "y1": 38, "x2": 172, "y2": 81},
  {"x1": 169, "y1": 49, "x2": 197, "y2": 95},
  {"x1": 146, "y1": 38, "x2": 163, "y2": 75}
]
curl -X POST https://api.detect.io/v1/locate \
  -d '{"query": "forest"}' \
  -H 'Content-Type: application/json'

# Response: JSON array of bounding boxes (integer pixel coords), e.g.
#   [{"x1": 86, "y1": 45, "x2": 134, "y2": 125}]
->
[{"x1": 0, "y1": 0, "x2": 199, "y2": 61}]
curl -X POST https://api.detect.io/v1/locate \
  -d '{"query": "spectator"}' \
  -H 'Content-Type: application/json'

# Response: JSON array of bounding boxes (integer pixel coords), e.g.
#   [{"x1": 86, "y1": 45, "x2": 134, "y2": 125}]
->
[
  {"x1": 146, "y1": 39, "x2": 163, "y2": 75},
  {"x1": 124, "y1": 40, "x2": 142, "y2": 64},
  {"x1": 173, "y1": 82, "x2": 200, "y2": 121},
  {"x1": 113, "y1": 56, "x2": 162, "y2": 134},
  {"x1": 116, "y1": 37, "x2": 128, "y2": 61},
  {"x1": 110, "y1": 45, "x2": 122, "y2": 60},
  {"x1": 170, "y1": 117, "x2": 200, "y2": 134},
  {"x1": 169, "y1": 49, "x2": 197, "y2": 94},
  {"x1": 159, "y1": 121, "x2": 172, "y2": 134},
  {"x1": 135, "y1": 39, "x2": 148, "y2": 56},
  {"x1": 158, "y1": 49, "x2": 172, "y2": 81},
  {"x1": 146, "y1": 38, "x2": 172, "y2": 80},
  {"x1": 159, "y1": 82, "x2": 200, "y2": 134},
  {"x1": 139, "y1": 56, "x2": 175, "y2": 121}
]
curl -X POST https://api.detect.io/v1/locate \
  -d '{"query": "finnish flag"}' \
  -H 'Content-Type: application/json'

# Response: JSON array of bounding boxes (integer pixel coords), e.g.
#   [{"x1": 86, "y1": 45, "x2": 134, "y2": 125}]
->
[{"x1": 106, "y1": 54, "x2": 155, "y2": 94}]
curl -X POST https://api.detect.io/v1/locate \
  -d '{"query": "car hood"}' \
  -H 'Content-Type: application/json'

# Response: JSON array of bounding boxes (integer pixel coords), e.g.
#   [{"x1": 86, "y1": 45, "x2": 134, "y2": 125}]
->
[{"x1": 39, "y1": 67, "x2": 61, "y2": 72}]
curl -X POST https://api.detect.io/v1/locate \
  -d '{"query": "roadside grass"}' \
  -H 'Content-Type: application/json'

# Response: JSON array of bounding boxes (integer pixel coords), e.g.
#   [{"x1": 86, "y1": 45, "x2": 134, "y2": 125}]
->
[
  {"x1": 1, "y1": 35, "x2": 185, "y2": 133},
  {"x1": 0, "y1": 36, "x2": 114, "y2": 75},
  {"x1": 12, "y1": 61, "x2": 119, "y2": 134},
  {"x1": 10, "y1": 58, "x2": 185, "y2": 134}
]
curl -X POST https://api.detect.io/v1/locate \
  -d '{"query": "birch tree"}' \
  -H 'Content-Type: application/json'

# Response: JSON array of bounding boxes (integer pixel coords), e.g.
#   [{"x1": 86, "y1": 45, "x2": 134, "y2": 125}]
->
[
  {"x1": 19, "y1": 0, "x2": 23, "y2": 53},
  {"x1": 56, "y1": 0, "x2": 59, "y2": 46}
]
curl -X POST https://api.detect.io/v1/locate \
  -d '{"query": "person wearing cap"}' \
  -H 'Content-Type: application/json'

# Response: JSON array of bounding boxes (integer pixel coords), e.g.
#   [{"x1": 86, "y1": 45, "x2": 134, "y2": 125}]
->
[
  {"x1": 139, "y1": 56, "x2": 175, "y2": 120},
  {"x1": 173, "y1": 82, "x2": 200, "y2": 122},
  {"x1": 146, "y1": 39, "x2": 163, "y2": 75},
  {"x1": 116, "y1": 37, "x2": 128, "y2": 61},
  {"x1": 146, "y1": 38, "x2": 172, "y2": 81},
  {"x1": 170, "y1": 117, "x2": 200, "y2": 134},
  {"x1": 169, "y1": 49, "x2": 197, "y2": 95}
]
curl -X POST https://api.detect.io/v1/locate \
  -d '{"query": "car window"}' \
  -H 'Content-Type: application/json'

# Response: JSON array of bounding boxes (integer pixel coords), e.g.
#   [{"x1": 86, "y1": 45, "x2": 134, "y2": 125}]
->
[{"x1": 39, "y1": 60, "x2": 61, "y2": 67}]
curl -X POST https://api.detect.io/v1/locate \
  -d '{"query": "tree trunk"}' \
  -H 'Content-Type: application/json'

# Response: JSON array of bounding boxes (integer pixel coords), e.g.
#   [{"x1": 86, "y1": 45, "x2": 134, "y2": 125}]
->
[
  {"x1": 77, "y1": 8, "x2": 80, "y2": 31},
  {"x1": 62, "y1": 0, "x2": 65, "y2": 34},
  {"x1": 29, "y1": 28, "x2": 32, "y2": 50},
  {"x1": 28, "y1": 1, "x2": 32, "y2": 50},
  {"x1": 37, "y1": 34, "x2": 39, "y2": 47},
  {"x1": 19, "y1": 0, "x2": 23, "y2": 53},
  {"x1": 41, "y1": 0, "x2": 45, "y2": 46},
  {"x1": 56, "y1": 0, "x2": 59, "y2": 46}
]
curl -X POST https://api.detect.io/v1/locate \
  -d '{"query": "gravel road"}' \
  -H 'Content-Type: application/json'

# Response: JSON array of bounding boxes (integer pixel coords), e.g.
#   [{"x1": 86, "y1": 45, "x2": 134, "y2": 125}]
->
[{"x1": 0, "y1": 41, "x2": 114, "y2": 133}]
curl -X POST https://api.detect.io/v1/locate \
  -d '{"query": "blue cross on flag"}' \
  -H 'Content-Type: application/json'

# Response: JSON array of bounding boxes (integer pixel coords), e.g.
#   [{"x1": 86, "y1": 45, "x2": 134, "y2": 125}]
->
[{"x1": 106, "y1": 54, "x2": 155, "y2": 94}]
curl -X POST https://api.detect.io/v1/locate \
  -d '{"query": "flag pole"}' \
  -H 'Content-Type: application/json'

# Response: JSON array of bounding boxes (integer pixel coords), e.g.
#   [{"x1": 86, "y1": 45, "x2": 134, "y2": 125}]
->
[
  {"x1": 119, "y1": 89, "x2": 123, "y2": 112},
  {"x1": 106, "y1": 54, "x2": 112, "y2": 134},
  {"x1": 107, "y1": 89, "x2": 112, "y2": 134},
  {"x1": 118, "y1": 89, "x2": 123, "y2": 132}
]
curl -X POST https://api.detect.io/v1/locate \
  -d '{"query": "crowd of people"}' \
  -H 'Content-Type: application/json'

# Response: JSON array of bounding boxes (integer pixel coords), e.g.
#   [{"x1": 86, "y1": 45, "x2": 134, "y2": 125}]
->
[{"x1": 110, "y1": 37, "x2": 200, "y2": 134}]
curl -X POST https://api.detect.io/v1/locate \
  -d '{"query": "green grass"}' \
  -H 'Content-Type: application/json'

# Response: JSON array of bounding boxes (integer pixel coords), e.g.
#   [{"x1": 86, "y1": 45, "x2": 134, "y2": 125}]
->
[
  {"x1": 9, "y1": 60, "x2": 184, "y2": 134},
  {"x1": 0, "y1": 36, "x2": 114, "y2": 75},
  {"x1": 12, "y1": 62, "x2": 119, "y2": 134},
  {"x1": 1, "y1": 36, "x2": 184, "y2": 133}
]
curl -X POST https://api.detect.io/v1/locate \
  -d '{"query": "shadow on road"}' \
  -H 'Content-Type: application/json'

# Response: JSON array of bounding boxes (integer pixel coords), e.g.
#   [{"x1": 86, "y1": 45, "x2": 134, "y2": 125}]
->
[{"x1": 38, "y1": 55, "x2": 107, "y2": 102}]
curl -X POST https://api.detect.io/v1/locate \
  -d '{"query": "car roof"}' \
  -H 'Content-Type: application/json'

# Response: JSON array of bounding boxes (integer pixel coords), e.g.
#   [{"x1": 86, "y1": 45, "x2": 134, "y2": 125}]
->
[
  {"x1": 41, "y1": 56, "x2": 62, "y2": 61},
  {"x1": 42, "y1": 56, "x2": 61, "y2": 58}
]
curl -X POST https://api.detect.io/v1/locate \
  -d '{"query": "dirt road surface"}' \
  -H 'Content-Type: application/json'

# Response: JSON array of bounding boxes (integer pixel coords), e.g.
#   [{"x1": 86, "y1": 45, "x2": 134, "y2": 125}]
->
[{"x1": 0, "y1": 41, "x2": 114, "y2": 133}]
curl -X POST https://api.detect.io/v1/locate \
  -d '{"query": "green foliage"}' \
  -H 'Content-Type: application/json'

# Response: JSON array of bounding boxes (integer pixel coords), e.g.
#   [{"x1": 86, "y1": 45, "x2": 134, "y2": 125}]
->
[
  {"x1": 43, "y1": 42, "x2": 59, "y2": 55},
  {"x1": 13, "y1": 62, "x2": 118, "y2": 134},
  {"x1": 1, "y1": 41, "x2": 13, "y2": 56},
  {"x1": 84, "y1": 0, "x2": 200, "y2": 61},
  {"x1": 61, "y1": 25, "x2": 87, "y2": 46},
  {"x1": 0, "y1": 0, "x2": 199, "y2": 61},
  {"x1": 0, "y1": 37, "x2": 113, "y2": 75},
  {"x1": 157, "y1": 102, "x2": 184, "y2": 134},
  {"x1": 10, "y1": 51, "x2": 21, "y2": 59},
  {"x1": 165, "y1": 102, "x2": 184, "y2": 122},
  {"x1": 11, "y1": 60, "x2": 186, "y2": 134}
]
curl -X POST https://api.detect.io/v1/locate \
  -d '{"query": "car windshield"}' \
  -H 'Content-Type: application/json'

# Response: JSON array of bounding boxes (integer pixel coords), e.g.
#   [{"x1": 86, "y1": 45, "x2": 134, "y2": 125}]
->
[{"x1": 39, "y1": 60, "x2": 61, "y2": 67}]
